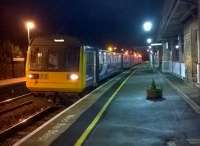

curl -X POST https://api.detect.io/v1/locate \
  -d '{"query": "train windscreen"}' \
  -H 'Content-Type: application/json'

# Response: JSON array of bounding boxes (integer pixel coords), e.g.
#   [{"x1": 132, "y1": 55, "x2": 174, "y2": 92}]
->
[{"x1": 30, "y1": 47, "x2": 80, "y2": 71}]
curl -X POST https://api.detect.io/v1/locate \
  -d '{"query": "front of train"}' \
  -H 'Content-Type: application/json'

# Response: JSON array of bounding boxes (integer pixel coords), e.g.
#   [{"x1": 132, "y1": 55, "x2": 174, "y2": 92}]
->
[{"x1": 26, "y1": 36, "x2": 85, "y2": 93}]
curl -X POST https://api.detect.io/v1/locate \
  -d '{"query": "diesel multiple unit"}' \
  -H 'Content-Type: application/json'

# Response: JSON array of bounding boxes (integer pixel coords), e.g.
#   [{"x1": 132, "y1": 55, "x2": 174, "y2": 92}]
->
[{"x1": 26, "y1": 36, "x2": 142, "y2": 93}]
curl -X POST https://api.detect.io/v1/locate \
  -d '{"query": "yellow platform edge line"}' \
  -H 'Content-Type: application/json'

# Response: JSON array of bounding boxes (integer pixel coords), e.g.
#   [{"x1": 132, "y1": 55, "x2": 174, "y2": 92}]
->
[{"x1": 74, "y1": 70, "x2": 136, "y2": 146}]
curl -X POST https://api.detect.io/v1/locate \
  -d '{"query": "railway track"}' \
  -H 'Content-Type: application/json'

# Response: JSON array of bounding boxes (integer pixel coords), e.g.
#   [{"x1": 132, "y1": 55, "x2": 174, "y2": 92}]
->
[
  {"x1": 0, "y1": 93, "x2": 31, "y2": 106},
  {"x1": 0, "y1": 92, "x2": 57, "y2": 144},
  {"x1": 0, "y1": 106, "x2": 56, "y2": 141}
]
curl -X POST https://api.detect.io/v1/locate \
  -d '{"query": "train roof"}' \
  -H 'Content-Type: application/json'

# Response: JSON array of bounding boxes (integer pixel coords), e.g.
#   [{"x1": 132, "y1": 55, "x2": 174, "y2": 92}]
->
[{"x1": 31, "y1": 36, "x2": 82, "y2": 47}]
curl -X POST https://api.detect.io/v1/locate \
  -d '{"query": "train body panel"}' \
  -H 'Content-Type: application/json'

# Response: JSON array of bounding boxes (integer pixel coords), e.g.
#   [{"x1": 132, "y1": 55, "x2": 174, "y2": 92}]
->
[{"x1": 98, "y1": 50, "x2": 122, "y2": 80}]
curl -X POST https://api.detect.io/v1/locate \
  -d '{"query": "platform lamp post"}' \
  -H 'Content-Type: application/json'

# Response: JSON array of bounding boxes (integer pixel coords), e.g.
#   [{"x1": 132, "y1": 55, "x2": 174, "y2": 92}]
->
[
  {"x1": 143, "y1": 21, "x2": 153, "y2": 67},
  {"x1": 26, "y1": 21, "x2": 35, "y2": 46}
]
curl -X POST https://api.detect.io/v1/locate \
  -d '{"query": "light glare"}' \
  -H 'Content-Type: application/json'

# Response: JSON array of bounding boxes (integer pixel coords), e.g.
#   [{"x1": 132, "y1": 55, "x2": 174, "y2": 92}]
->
[
  {"x1": 143, "y1": 21, "x2": 152, "y2": 32},
  {"x1": 147, "y1": 38, "x2": 152, "y2": 44},
  {"x1": 26, "y1": 21, "x2": 35, "y2": 30},
  {"x1": 70, "y1": 74, "x2": 79, "y2": 81},
  {"x1": 54, "y1": 39, "x2": 64, "y2": 42}
]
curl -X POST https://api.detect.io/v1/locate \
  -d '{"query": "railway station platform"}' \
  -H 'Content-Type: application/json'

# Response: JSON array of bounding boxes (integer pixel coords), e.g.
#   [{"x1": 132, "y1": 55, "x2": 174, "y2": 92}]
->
[
  {"x1": 0, "y1": 77, "x2": 25, "y2": 87},
  {"x1": 15, "y1": 65, "x2": 200, "y2": 146}
]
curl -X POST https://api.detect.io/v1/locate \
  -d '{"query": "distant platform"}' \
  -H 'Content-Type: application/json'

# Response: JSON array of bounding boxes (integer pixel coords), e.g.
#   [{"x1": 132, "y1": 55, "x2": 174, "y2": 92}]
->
[{"x1": 0, "y1": 77, "x2": 25, "y2": 87}]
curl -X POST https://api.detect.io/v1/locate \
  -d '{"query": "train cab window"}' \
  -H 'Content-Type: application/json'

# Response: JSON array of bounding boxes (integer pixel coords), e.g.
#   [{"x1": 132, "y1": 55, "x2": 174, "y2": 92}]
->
[
  {"x1": 48, "y1": 49, "x2": 59, "y2": 70},
  {"x1": 30, "y1": 47, "x2": 80, "y2": 72}
]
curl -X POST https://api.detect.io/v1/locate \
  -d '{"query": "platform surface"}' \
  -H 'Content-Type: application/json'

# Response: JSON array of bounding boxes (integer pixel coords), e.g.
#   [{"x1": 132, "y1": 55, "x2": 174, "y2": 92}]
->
[
  {"x1": 0, "y1": 77, "x2": 25, "y2": 87},
  {"x1": 81, "y1": 66, "x2": 200, "y2": 146}
]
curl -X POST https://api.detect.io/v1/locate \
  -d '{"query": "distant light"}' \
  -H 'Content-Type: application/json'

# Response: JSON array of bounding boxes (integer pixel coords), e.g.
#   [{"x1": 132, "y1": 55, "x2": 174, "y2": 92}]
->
[
  {"x1": 175, "y1": 45, "x2": 180, "y2": 49},
  {"x1": 108, "y1": 46, "x2": 113, "y2": 52},
  {"x1": 151, "y1": 43, "x2": 162, "y2": 46},
  {"x1": 84, "y1": 45, "x2": 92, "y2": 48},
  {"x1": 147, "y1": 38, "x2": 152, "y2": 44},
  {"x1": 54, "y1": 39, "x2": 64, "y2": 42},
  {"x1": 124, "y1": 51, "x2": 128, "y2": 55},
  {"x1": 37, "y1": 53, "x2": 42, "y2": 57},
  {"x1": 143, "y1": 21, "x2": 153, "y2": 32},
  {"x1": 148, "y1": 46, "x2": 152, "y2": 49}
]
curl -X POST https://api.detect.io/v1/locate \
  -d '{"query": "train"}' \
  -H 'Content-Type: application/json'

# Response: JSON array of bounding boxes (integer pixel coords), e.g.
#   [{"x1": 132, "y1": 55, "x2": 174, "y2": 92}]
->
[{"x1": 26, "y1": 36, "x2": 142, "y2": 95}]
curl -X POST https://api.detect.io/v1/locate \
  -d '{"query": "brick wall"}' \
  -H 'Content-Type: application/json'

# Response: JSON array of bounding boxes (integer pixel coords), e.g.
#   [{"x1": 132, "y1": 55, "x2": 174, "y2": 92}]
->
[{"x1": 184, "y1": 18, "x2": 198, "y2": 82}]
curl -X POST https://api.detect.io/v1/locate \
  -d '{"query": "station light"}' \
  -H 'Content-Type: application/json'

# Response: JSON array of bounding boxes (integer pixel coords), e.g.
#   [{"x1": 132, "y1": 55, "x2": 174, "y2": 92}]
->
[
  {"x1": 175, "y1": 45, "x2": 180, "y2": 49},
  {"x1": 151, "y1": 43, "x2": 162, "y2": 46},
  {"x1": 25, "y1": 21, "x2": 35, "y2": 45},
  {"x1": 124, "y1": 51, "x2": 129, "y2": 55},
  {"x1": 54, "y1": 39, "x2": 65, "y2": 42},
  {"x1": 108, "y1": 46, "x2": 113, "y2": 52},
  {"x1": 26, "y1": 21, "x2": 35, "y2": 30},
  {"x1": 147, "y1": 38, "x2": 152, "y2": 44},
  {"x1": 143, "y1": 21, "x2": 153, "y2": 32}
]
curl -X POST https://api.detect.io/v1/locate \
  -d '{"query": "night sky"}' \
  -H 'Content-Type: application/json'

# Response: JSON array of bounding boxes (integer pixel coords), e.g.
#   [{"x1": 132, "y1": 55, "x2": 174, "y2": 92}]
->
[{"x1": 0, "y1": 0, "x2": 163, "y2": 47}]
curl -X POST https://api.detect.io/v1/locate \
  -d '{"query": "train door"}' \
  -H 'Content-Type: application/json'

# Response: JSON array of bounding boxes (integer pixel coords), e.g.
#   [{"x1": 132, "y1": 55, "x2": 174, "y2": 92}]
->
[{"x1": 85, "y1": 50, "x2": 97, "y2": 87}]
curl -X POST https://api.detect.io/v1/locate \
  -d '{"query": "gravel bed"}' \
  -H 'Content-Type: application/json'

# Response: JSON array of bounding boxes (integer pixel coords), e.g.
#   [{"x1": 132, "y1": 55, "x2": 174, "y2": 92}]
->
[{"x1": 0, "y1": 96, "x2": 52, "y2": 134}]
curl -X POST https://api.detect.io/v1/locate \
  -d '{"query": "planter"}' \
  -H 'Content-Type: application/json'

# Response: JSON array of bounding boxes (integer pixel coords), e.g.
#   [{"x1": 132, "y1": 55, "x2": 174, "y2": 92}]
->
[{"x1": 147, "y1": 88, "x2": 162, "y2": 99}]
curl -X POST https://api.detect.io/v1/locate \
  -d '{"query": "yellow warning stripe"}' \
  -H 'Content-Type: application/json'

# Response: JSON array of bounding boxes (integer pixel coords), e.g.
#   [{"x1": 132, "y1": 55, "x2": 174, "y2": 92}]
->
[{"x1": 74, "y1": 71, "x2": 135, "y2": 146}]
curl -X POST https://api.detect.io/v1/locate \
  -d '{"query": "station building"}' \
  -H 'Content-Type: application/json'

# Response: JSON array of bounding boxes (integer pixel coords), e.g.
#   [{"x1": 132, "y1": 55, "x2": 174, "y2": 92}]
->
[{"x1": 158, "y1": 0, "x2": 200, "y2": 87}]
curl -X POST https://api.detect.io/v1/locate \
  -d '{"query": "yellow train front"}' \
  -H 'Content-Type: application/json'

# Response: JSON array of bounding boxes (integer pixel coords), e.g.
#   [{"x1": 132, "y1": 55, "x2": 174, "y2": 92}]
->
[
  {"x1": 26, "y1": 36, "x2": 140, "y2": 94},
  {"x1": 26, "y1": 36, "x2": 86, "y2": 93}
]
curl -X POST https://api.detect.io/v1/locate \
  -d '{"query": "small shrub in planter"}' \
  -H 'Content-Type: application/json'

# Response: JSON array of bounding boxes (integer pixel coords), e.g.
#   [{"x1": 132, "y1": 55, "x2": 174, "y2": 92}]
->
[{"x1": 147, "y1": 79, "x2": 162, "y2": 99}]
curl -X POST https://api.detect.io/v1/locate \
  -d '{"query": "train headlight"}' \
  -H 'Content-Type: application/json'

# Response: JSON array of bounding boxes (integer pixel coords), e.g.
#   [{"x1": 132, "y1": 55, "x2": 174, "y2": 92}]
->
[
  {"x1": 28, "y1": 74, "x2": 39, "y2": 79},
  {"x1": 70, "y1": 73, "x2": 79, "y2": 81},
  {"x1": 28, "y1": 74, "x2": 33, "y2": 79}
]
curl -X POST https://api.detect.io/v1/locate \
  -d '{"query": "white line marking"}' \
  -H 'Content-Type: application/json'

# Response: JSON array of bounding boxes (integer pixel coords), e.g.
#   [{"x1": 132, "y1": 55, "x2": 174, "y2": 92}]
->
[
  {"x1": 187, "y1": 138, "x2": 200, "y2": 144},
  {"x1": 160, "y1": 73, "x2": 200, "y2": 114},
  {"x1": 167, "y1": 141, "x2": 177, "y2": 146}
]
